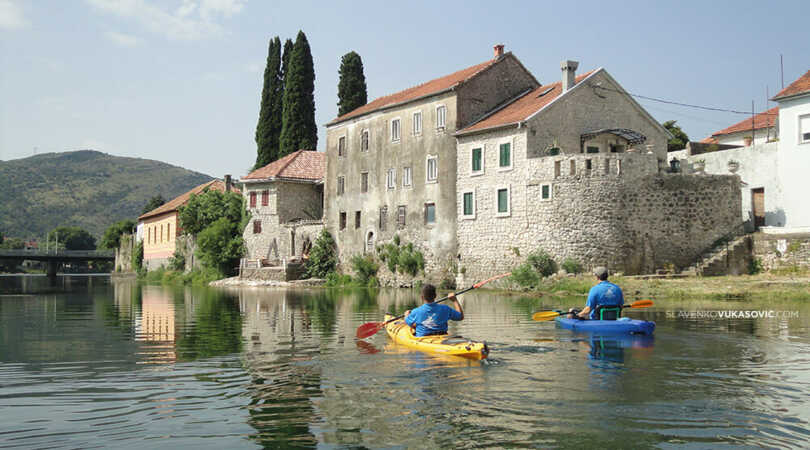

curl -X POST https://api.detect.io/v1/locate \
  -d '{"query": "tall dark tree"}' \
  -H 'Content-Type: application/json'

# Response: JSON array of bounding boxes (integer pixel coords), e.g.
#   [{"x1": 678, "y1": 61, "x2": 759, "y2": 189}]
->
[
  {"x1": 279, "y1": 31, "x2": 317, "y2": 156},
  {"x1": 663, "y1": 120, "x2": 690, "y2": 151},
  {"x1": 254, "y1": 37, "x2": 283, "y2": 169},
  {"x1": 47, "y1": 226, "x2": 96, "y2": 250},
  {"x1": 281, "y1": 38, "x2": 293, "y2": 85},
  {"x1": 337, "y1": 51, "x2": 368, "y2": 116}
]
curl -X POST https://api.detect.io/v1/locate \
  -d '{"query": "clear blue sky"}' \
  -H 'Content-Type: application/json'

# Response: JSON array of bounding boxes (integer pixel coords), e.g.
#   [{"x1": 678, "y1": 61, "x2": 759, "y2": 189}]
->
[{"x1": 2, "y1": 0, "x2": 809, "y2": 177}]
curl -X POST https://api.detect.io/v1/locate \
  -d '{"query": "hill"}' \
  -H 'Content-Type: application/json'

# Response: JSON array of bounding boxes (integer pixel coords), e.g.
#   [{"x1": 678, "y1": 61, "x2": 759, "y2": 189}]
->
[{"x1": 0, "y1": 150, "x2": 214, "y2": 240}]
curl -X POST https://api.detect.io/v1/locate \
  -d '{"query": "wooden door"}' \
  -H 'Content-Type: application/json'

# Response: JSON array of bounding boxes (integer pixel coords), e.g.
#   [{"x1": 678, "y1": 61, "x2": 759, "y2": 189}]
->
[{"x1": 752, "y1": 188, "x2": 765, "y2": 229}]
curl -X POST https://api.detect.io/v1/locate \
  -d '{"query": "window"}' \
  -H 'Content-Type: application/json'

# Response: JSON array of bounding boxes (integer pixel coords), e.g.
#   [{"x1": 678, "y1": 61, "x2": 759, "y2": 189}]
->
[
  {"x1": 499, "y1": 142, "x2": 511, "y2": 168},
  {"x1": 253, "y1": 220, "x2": 262, "y2": 234},
  {"x1": 604, "y1": 158, "x2": 611, "y2": 174},
  {"x1": 413, "y1": 111, "x2": 422, "y2": 136},
  {"x1": 801, "y1": 114, "x2": 810, "y2": 143},
  {"x1": 168, "y1": 223, "x2": 172, "y2": 241},
  {"x1": 424, "y1": 203, "x2": 436, "y2": 224},
  {"x1": 379, "y1": 206, "x2": 387, "y2": 231},
  {"x1": 436, "y1": 105, "x2": 446, "y2": 130},
  {"x1": 160, "y1": 224, "x2": 163, "y2": 242},
  {"x1": 397, "y1": 206, "x2": 406, "y2": 228},
  {"x1": 426, "y1": 156, "x2": 438, "y2": 182},
  {"x1": 554, "y1": 161, "x2": 561, "y2": 178},
  {"x1": 391, "y1": 118, "x2": 401, "y2": 142},
  {"x1": 361, "y1": 130, "x2": 369, "y2": 152},
  {"x1": 337, "y1": 176, "x2": 345, "y2": 195},
  {"x1": 586, "y1": 145, "x2": 599, "y2": 154},
  {"x1": 570, "y1": 160, "x2": 576, "y2": 175},
  {"x1": 355, "y1": 211, "x2": 361, "y2": 229},
  {"x1": 386, "y1": 168, "x2": 396, "y2": 190},
  {"x1": 617, "y1": 159, "x2": 623, "y2": 175},
  {"x1": 403, "y1": 166, "x2": 412, "y2": 187},
  {"x1": 339, "y1": 212, "x2": 347, "y2": 230},
  {"x1": 249, "y1": 191, "x2": 257, "y2": 208},
  {"x1": 261, "y1": 190, "x2": 269, "y2": 206},
  {"x1": 462, "y1": 191, "x2": 475, "y2": 218},
  {"x1": 496, "y1": 187, "x2": 510, "y2": 216},
  {"x1": 338, "y1": 136, "x2": 346, "y2": 157},
  {"x1": 361, "y1": 172, "x2": 369, "y2": 193},
  {"x1": 471, "y1": 147, "x2": 483, "y2": 174},
  {"x1": 585, "y1": 159, "x2": 592, "y2": 171},
  {"x1": 366, "y1": 232, "x2": 374, "y2": 253},
  {"x1": 610, "y1": 144, "x2": 625, "y2": 153},
  {"x1": 541, "y1": 183, "x2": 552, "y2": 201}
]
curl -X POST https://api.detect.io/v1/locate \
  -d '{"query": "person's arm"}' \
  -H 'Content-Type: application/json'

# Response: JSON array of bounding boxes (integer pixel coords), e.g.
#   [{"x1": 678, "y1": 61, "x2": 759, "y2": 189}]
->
[
  {"x1": 404, "y1": 310, "x2": 414, "y2": 327},
  {"x1": 577, "y1": 305, "x2": 591, "y2": 319},
  {"x1": 448, "y1": 293, "x2": 464, "y2": 321}
]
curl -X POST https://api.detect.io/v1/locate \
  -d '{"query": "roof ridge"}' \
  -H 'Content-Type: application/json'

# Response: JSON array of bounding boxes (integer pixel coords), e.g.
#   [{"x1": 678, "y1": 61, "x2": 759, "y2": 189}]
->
[{"x1": 275, "y1": 150, "x2": 304, "y2": 177}]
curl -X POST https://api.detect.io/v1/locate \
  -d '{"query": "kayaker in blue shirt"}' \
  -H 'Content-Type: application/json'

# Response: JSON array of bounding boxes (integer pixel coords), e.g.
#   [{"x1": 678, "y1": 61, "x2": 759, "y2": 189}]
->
[
  {"x1": 403, "y1": 284, "x2": 464, "y2": 336},
  {"x1": 568, "y1": 266, "x2": 624, "y2": 320}
]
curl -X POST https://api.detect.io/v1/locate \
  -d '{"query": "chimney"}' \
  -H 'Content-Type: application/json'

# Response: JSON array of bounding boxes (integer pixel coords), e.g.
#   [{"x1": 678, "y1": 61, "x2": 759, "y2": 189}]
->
[
  {"x1": 561, "y1": 60, "x2": 579, "y2": 92},
  {"x1": 224, "y1": 174, "x2": 232, "y2": 192},
  {"x1": 493, "y1": 44, "x2": 504, "y2": 59}
]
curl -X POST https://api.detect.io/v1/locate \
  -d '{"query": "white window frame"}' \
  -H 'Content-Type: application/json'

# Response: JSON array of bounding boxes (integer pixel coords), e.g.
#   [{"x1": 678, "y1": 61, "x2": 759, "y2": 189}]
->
[
  {"x1": 424, "y1": 202, "x2": 436, "y2": 225},
  {"x1": 412, "y1": 111, "x2": 422, "y2": 136},
  {"x1": 386, "y1": 168, "x2": 396, "y2": 190},
  {"x1": 337, "y1": 135, "x2": 347, "y2": 157},
  {"x1": 426, "y1": 155, "x2": 438, "y2": 183},
  {"x1": 461, "y1": 190, "x2": 476, "y2": 220},
  {"x1": 800, "y1": 114, "x2": 810, "y2": 144},
  {"x1": 540, "y1": 183, "x2": 553, "y2": 201},
  {"x1": 361, "y1": 129, "x2": 370, "y2": 152},
  {"x1": 436, "y1": 104, "x2": 447, "y2": 131},
  {"x1": 497, "y1": 138, "x2": 514, "y2": 172},
  {"x1": 470, "y1": 145, "x2": 485, "y2": 177},
  {"x1": 402, "y1": 166, "x2": 412, "y2": 188},
  {"x1": 495, "y1": 185, "x2": 511, "y2": 218},
  {"x1": 391, "y1": 118, "x2": 401, "y2": 142}
]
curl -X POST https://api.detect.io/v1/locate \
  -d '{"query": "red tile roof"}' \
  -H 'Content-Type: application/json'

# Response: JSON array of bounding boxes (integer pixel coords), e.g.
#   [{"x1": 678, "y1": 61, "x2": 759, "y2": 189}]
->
[
  {"x1": 138, "y1": 179, "x2": 241, "y2": 221},
  {"x1": 327, "y1": 56, "x2": 504, "y2": 125},
  {"x1": 707, "y1": 106, "x2": 778, "y2": 138},
  {"x1": 773, "y1": 69, "x2": 810, "y2": 100},
  {"x1": 242, "y1": 150, "x2": 325, "y2": 181},
  {"x1": 458, "y1": 70, "x2": 596, "y2": 134}
]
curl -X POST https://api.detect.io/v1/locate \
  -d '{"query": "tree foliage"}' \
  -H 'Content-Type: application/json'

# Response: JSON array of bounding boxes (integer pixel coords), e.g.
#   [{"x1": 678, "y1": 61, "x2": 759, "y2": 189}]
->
[
  {"x1": 177, "y1": 188, "x2": 243, "y2": 235},
  {"x1": 305, "y1": 229, "x2": 337, "y2": 278},
  {"x1": 141, "y1": 195, "x2": 166, "y2": 215},
  {"x1": 100, "y1": 219, "x2": 135, "y2": 250},
  {"x1": 663, "y1": 120, "x2": 690, "y2": 151},
  {"x1": 47, "y1": 226, "x2": 96, "y2": 250},
  {"x1": 196, "y1": 218, "x2": 244, "y2": 275},
  {"x1": 255, "y1": 37, "x2": 284, "y2": 169},
  {"x1": 279, "y1": 30, "x2": 317, "y2": 157},
  {"x1": 337, "y1": 51, "x2": 367, "y2": 116},
  {"x1": 177, "y1": 188, "x2": 245, "y2": 276},
  {"x1": 0, "y1": 236, "x2": 24, "y2": 249}
]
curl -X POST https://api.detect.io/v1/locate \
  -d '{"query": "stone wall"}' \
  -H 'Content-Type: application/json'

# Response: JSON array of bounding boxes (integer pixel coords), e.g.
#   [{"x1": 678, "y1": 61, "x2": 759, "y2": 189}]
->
[
  {"x1": 753, "y1": 233, "x2": 810, "y2": 271},
  {"x1": 455, "y1": 148, "x2": 742, "y2": 280},
  {"x1": 115, "y1": 233, "x2": 134, "y2": 273}
]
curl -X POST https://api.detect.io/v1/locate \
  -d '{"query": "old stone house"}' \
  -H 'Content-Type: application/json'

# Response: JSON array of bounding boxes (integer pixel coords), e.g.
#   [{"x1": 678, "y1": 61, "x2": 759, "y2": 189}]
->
[
  {"x1": 240, "y1": 150, "x2": 325, "y2": 278},
  {"x1": 138, "y1": 178, "x2": 238, "y2": 270},
  {"x1": 324, "y1": 45, "x2": 539, "y2": 279}
]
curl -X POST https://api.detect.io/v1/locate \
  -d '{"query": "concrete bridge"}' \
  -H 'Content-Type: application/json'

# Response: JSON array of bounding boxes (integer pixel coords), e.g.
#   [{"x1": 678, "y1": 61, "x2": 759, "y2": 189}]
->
[{"x1": 0, "y1": 249, "x2": 115, "y2": 277}]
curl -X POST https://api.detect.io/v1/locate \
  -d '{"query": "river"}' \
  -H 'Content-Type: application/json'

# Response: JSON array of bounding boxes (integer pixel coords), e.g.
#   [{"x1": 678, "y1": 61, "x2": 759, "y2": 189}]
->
[{"x1": 1, "y1": 275, "x2": 808, "y2": 448}]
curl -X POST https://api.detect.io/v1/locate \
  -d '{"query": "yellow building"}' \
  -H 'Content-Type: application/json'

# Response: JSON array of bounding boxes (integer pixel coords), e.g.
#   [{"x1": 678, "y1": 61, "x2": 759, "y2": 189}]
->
[{"x1": 138, "y1": 179, "x2": 238, "y2": 270}]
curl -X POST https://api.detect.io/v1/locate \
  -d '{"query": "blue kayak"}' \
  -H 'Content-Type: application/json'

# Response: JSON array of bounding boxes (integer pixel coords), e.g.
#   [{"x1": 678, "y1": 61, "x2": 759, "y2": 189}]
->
[{"x1": 555, "y1": 317, "x2": 655, "y2": 335}]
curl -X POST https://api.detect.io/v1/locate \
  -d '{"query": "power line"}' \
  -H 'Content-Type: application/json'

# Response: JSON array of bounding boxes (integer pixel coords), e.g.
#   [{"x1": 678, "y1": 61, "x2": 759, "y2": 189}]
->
[{"x1": 591, "y1": 84, "x2": 778, "y2": 116}]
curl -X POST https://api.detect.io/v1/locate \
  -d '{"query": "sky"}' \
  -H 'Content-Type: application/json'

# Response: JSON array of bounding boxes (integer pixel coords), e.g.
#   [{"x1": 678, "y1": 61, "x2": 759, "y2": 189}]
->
[{"x1": 2, "y1": 0, "x2": 809, "y2": 178}]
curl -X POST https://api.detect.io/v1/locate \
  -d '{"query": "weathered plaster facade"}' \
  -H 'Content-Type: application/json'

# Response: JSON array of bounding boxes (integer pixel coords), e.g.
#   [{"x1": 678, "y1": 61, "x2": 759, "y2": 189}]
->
[{"x1": 142, "y1": 212, "x2": 178, "y2": 270}]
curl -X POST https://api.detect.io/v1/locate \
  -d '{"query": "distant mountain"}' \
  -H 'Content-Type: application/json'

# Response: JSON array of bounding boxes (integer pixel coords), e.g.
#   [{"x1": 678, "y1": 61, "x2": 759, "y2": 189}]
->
[{"x1": 0, "y1": 150, "x2": 214, "y2": 240}]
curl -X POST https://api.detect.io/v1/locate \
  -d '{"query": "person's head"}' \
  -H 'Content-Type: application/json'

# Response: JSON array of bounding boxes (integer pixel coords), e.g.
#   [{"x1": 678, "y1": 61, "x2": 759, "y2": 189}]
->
[
  {"x1": 593, "y1": 266, "x2": 609, "y2": 281},
  {"x1": 421, "y1": 283, "x2": 437, "y2": 303}
]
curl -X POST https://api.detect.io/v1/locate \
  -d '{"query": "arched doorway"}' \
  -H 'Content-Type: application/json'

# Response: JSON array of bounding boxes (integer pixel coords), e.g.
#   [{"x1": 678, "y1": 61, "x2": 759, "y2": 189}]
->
[{"x1": 365, "y1": 231, "x2": 375, "y2": 253}]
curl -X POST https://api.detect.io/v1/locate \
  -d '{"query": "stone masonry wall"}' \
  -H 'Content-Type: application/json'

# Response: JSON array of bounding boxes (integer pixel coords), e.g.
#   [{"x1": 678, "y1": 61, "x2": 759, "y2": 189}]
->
[
  {"x1": 753, "y1": 233, "x2": 810, "y2": 271},
  {"x1": 115, "y1": 233, "x2": 134, "y2": 273}
]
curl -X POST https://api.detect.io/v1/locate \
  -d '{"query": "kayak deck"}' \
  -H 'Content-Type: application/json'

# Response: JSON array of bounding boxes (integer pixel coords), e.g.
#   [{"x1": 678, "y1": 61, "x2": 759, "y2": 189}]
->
[
  {"x1": 555, "y1": 317, "x2": 655, "y2": 335},
  {"x1": 383, "y1": 314, "x2": 488, "y2": 360}
]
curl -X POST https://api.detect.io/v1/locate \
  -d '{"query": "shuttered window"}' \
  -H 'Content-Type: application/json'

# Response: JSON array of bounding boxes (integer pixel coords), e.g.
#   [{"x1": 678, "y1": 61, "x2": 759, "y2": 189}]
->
[
  {"x1": 424, "y1": 203, "x2": 436, "y2": 224},
  {"x1": 463, "y1": 192, "x2": 474, "y2": 217},
  {"x1": 499, "y1": 143, "x2": 511, "y2": 168},
  {"x1": 497, "y1": 188, "x2": 509, "y2": 214},
  {"x1": 249, "y1": 191, "x2": 257, "y2": 208},
  {"x1": 472, "y1": 147, "x2": 482, "y2": 173},
  {"x1": 261, "y1": 190, "x2": 269, "y2": 206}
]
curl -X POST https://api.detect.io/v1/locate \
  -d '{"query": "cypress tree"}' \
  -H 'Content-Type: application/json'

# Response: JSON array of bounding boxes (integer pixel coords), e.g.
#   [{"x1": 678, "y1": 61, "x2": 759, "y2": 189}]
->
[
  {"x1": 279, "y1": 31, "x2": 317, "y2": 156},
  {"x1": 337, "y1": 51, "x2": 368, "y2": 116},
  {"x1": 254, "y1": 37, "x2": 283, "y2": 168},
  {"x1": 281, "y1": 38, "x2": 293, "y2": 86}
]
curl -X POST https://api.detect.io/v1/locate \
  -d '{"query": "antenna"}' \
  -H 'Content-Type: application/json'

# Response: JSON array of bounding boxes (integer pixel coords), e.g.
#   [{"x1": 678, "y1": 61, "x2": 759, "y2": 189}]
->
[
  {"x1": 751, "y1": 100, "x2": 755, "y2": 146},
  {"x1": 780, "y1": 54, "x2": 784, "y2": 89}
]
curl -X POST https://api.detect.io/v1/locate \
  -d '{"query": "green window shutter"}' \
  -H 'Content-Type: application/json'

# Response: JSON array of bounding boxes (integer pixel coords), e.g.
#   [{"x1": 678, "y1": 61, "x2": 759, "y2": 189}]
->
[
  {"x1": 497, "y1": 189, "x2": 508, "y2": 213},
  {"x1": 472, "y1": 148, "x2": 482, "y2": 172},
  {"x1": 500, "y1": 143, "x2": 511, "y2": 167},
  {"x1": 542, "y1": 185, "x2": 550, "y2": 199},
  {"x1": 463, "y1": 192, "x2": 473, "y2": 216}
]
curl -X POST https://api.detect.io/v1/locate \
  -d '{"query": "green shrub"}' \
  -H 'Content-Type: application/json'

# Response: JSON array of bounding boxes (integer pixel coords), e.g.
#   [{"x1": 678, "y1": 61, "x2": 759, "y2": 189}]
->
[
  {"x1": 511, "y1": 263, "x2": 540, "y2": 287},
  {"x1": 561, "y1": 258, "x2": 583, "y2": 274},
  {"x1": 527, "y1": 250, "x2": 557, "y2": 277},
  {"x1": 196, "y1": 217, "x2": 244, "y2": 275},
  {"x1": 439, "y1": 277, "x2": 456, "y2": 290},
  {"x1": 132, "y1": 241, "x2": 144, "y2": 273},
  {"x1": 306, "y1": 229, "x2": 337, "y2": 278},
  {"x1": 169, "y1": 249, "x2": 186, "y2": 272},
  {"x1": 749, "y1": 257, "x2": 764, "y2": 275},
  {"x1": 397, "y1": 243, "x2": 424, "y2": 276},
  {"x1": 351, "y1": 254, "x2": 379, "y2": 284},
  {"x1": 325, "y1": 272, "x2": 357, "y2": 288}
]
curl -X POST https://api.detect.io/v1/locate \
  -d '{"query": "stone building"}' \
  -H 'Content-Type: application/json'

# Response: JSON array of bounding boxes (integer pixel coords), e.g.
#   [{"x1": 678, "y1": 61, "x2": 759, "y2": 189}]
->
[
  {"x1": 700, "y1": 107, "x2": 779, "y2": 147},
  {"x1": 138, "y1": 178, "x2": 237, "y2": 270},
  {"x1": 324, "y1": 45, "x2": 539, "y2": 279},
  {"x1": 240, "y1": 150, "x2": 325, "y2": 280}
]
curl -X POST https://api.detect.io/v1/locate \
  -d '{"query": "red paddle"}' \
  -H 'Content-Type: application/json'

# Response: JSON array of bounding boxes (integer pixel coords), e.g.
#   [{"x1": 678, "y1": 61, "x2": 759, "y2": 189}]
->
[{"x1": 355, "y1": 272, "x2": 511, "y2": 339}]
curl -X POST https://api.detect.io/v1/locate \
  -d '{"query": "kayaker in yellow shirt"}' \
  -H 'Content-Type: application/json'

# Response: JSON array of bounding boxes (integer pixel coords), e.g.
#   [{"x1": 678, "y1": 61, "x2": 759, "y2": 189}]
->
[{"x1": 403, "y1": 284, "x2": 464, "y2": 336}]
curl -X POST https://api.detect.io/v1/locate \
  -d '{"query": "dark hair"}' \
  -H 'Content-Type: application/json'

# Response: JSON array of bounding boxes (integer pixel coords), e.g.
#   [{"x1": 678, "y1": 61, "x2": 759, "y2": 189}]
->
[
  {"x1": 421, "y1": 283, "x2": 436, "y2": 302},
  {"x1": 597, "y1": 272, "x2": 608, "y2": 281}
]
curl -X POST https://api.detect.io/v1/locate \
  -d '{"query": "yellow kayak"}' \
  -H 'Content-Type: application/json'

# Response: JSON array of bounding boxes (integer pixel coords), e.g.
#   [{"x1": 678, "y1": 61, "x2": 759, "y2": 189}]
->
[{"x1": 384, "y1": 314, "x2": 489, "y2": 360}]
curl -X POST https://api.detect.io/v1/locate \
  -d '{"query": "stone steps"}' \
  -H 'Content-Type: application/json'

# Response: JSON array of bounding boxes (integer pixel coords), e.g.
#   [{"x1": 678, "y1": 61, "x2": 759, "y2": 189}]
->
[{"x1": 683, "y1": 234, "x2": 752, "y2": 276}]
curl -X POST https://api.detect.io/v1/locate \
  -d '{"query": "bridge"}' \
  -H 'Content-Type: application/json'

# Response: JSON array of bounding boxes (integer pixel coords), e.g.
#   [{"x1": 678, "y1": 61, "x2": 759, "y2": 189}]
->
[{"x1": 0, "y1": 249, "x2": 115, "y2": 277}]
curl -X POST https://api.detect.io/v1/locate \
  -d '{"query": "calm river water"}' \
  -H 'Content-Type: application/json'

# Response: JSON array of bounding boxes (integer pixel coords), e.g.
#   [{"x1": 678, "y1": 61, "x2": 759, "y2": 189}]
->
[{"x1": 1, "y1": 275, "x2": 809, "y2": 448}]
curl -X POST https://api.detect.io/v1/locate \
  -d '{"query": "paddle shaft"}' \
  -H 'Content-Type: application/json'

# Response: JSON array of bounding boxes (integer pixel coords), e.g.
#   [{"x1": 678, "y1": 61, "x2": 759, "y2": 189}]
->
[{"x1": 382, "y1": 285, "x2": 476, "y2": 327}]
